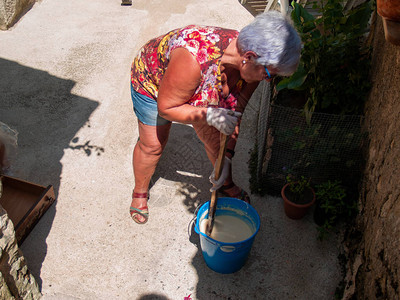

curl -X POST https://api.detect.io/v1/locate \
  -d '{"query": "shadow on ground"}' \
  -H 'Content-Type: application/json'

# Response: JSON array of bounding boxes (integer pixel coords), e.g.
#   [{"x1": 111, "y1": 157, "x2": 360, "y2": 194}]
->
[
  {"x1": 0, "y1": 57, "x2": 99, "y2": 288},
  {"x1": 149, "y1": 122, "x2": 213, "y2": 213}
]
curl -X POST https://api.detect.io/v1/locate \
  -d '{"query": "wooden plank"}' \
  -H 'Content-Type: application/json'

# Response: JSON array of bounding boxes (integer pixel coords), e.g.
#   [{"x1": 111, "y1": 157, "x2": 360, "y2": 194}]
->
[
  {"x1": 239, "y1": 0, "x2": 365, "y2": 18},
  {"x1": 0, "y1": 175, "x2": 55, "y2": 245}
]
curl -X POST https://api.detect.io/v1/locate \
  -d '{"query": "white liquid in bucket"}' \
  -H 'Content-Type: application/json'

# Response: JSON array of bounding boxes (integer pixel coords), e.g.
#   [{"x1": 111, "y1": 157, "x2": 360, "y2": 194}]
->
[{"x1": 200, "y1": 215, "x2": 254, "y2": 243}]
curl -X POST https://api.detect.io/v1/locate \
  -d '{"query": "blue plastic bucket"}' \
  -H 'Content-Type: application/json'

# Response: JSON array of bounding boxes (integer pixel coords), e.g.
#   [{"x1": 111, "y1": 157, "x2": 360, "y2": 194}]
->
[{"x1": 194, "y1": 197, "x2": 260, "y2": 274}]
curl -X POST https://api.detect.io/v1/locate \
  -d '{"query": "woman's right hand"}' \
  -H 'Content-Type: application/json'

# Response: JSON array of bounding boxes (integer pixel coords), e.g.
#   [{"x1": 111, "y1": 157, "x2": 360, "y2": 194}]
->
[{"x1": 206, "y1": 108, "x2": 242, "y2": 135}]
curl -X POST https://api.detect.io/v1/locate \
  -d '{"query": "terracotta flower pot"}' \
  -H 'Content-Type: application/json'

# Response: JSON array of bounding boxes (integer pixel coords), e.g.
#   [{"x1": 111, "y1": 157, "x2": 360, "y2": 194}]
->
[
  {"x1": 377, "y1": 0, "x2": 400, "y2": 45},
  {"x1": 281, "y1": 183, "x2": 316, "y2": 219}
]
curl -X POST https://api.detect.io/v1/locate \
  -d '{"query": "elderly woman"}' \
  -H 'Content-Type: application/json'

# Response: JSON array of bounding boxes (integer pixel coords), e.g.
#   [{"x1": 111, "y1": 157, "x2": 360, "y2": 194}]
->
[{"x1": 129, "y1": 11, "x2": 301, "y2": 224}]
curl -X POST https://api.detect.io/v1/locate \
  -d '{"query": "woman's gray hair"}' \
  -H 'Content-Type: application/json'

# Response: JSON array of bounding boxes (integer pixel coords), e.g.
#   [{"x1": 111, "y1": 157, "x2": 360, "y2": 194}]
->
[{"x1": 238, "y1": 11, "x2": 302, "y2": 76}]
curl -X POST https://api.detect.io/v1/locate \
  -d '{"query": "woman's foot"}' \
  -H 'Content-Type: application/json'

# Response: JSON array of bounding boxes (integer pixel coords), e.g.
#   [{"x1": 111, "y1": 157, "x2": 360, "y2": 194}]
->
[
  {"x1": 130, "y1": 191, "x2": 149, "y2": 224},
  {"x1": 218, "y1": 182, "x2": 251, "y2": 204}
]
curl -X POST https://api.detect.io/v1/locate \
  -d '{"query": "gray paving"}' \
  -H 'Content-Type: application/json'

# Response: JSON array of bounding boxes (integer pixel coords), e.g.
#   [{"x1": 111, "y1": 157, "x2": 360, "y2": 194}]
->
[{"x1": 0, "y1": 0, "x2": 341, "y2": 299}]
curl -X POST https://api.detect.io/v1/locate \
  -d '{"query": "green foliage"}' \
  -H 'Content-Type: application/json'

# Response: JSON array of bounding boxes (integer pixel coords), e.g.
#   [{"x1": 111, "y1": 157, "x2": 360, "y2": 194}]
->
[
  {"x1": 277, "y1": 0, "x2": 373, "y2": 117},
  {"x1": 286, "y1": 175, "x2": 312, "y2": 203},
  {"x1": 315, "y1": 180, "x2": 357, "y2": 240}
]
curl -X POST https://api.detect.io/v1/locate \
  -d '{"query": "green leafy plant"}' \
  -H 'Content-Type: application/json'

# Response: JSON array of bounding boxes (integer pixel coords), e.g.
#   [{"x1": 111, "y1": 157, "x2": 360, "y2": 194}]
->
[
  {"x1": 285, "y1": 175, "x2": 313, "y2": 204},
  {"x1": 314, "y1": 180, "x2": 357, "y2": 240},
  {"x1": 276, "y1": 0, "x2": 373, "y2": 119}
]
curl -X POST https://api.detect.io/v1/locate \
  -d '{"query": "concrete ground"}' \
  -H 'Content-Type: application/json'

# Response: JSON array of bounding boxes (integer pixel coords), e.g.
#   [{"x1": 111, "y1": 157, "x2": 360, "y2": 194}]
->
[{"x1": 0, "y1": 0, "x2": 342, "y2": 299}]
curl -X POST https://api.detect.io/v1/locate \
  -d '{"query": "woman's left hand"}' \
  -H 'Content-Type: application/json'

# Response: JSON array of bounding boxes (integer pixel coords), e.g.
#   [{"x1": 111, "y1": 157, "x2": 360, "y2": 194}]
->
[{"x1": 209, "y1": 157, "x2": 231, "y2": 192}]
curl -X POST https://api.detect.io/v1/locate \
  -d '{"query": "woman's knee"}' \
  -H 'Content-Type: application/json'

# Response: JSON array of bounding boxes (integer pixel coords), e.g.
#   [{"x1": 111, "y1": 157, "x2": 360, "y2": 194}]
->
[
  {"x1": 136, "y1": 139, "x2": 164, "y2": 156},
  {"x1": 136, "y1": 122, "x2": 171, "y2": 156}
]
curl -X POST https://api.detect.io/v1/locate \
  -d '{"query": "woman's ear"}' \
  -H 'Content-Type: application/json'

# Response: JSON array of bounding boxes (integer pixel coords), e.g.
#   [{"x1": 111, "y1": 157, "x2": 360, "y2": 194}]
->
[{"x1": 243, "y1": 51, "x2": 258, "y2": 62}]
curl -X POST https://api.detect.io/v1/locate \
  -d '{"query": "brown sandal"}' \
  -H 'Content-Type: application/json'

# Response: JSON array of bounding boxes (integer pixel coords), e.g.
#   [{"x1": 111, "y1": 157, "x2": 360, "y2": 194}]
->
[
  {"x1": 218, "y1": 182, "x2": 251, "y2": 204},
  {"x1": 130, "y1": 192, "x2": 149, "y2": 224}
]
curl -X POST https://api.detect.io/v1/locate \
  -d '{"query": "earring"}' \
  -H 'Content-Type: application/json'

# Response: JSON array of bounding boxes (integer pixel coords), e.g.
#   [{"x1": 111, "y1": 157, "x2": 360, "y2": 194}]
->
[{"x1": 242, "y1": 60, "x2": 246, "y2": 64}]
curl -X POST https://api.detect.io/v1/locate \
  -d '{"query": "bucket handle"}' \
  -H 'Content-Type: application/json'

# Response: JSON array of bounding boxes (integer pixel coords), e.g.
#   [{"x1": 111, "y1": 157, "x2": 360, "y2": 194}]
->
[
  {"x1": 188, "y1": 204, "x2": 202, "y2": 238},
  {"x1": 220, "y1": 245, "x2": 236, "y2": 252}
]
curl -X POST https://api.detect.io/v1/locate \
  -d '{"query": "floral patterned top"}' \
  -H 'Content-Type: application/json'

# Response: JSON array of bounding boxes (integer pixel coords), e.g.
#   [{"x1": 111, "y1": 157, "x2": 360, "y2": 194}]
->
[{"x1": 131, "y1": 25, "x2": 243, "y2": 109}]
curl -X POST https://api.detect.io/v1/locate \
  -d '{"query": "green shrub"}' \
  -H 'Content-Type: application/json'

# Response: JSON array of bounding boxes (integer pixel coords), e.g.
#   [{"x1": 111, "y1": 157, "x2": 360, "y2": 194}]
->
[
  {"x1": 277, "y1": 0, "x2": 373, "y2": 119},
  {"x1": 315, "y1": 180, "x2": 357, "y2": 240}
]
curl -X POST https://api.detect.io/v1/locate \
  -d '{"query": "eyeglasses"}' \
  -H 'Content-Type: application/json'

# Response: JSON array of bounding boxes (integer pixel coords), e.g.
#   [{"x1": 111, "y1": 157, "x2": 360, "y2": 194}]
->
[{"x1": 264, "y1": 66, "x2": 275, "y2": 82}]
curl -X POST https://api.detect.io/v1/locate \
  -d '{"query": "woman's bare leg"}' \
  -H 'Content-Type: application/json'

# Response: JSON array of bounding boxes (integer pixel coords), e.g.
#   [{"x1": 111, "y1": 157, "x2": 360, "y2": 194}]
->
[
  {"x1": 131, "y1": 121, "x2": 171, "y2": 222},
  {"x1": 192, "y1": 123, "x2": 221, "y2": 164},
  {"x1": 193, "y1": 122, "x2": 249, "y2": 202},
  {"x1": 192, "y1": 122, "x2": 240, "y2": 190}
]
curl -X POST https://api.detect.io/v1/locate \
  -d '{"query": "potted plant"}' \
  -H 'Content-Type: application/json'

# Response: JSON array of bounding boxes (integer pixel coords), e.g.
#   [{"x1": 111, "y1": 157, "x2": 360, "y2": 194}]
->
[
  {"x1": 314, "y1": 180, "x2": 358, "y2": 240},
  {"x1": 281, "y1": 175, "x2": 316, "y2": 219}
]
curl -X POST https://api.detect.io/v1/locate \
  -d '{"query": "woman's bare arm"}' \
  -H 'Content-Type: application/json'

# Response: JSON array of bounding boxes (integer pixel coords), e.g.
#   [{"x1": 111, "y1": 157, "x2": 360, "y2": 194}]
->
[{"x1": 157, "y1": 48, "x2": 207, "y2": 124}]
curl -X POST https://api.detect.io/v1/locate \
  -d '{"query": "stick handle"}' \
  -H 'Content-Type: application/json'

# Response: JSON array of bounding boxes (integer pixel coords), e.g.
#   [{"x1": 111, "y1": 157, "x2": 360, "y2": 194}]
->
[{"x1": 206, "y1": 133, "x2": 228, "y2": 236}]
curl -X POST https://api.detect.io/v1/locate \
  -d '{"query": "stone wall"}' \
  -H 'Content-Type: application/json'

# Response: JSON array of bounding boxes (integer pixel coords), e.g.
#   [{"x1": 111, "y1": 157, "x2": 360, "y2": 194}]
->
[
  {"x1": 0, "y1": 181, "x2": 41, "y2": 299},
  {"x1": 343, "y1": 14, "x2": 400, "y2": 299},
  {"x1": 0, "y1": 0, "x2": 36, "y2": 30}
]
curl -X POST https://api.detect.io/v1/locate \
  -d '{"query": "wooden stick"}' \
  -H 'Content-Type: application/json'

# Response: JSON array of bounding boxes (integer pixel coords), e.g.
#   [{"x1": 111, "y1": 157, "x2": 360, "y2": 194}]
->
[{"x1": 206, "y1": 133, "x2": 228, "y2": 236}]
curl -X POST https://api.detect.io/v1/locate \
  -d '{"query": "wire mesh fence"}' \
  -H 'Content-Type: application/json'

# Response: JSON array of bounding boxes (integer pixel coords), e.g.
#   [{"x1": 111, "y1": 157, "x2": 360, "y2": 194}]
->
[
  {"x1": 256, "y1": 81, "x2": 271, "y2": 182},
  {"x1": 254, "y1": 100, "x2": 366, "y2": 195}
]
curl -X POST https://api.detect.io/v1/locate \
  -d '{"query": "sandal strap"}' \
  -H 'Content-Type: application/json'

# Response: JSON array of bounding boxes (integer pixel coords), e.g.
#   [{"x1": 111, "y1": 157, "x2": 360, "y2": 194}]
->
[
  {"x1": 133, "y1": 192, "x2": 148, "y2": 199},
  {"x1": 130, "y1": 207, "x2": 149, "y2": 224},
  {"x1": 130, "y1": 206, "x2": 149, "y2": 214}
]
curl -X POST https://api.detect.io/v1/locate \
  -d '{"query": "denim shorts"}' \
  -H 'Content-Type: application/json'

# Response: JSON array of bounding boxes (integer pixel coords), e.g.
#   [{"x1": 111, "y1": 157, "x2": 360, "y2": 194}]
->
[{"x1": 131, "y1": 85, "x2": 171, "y2": 126}]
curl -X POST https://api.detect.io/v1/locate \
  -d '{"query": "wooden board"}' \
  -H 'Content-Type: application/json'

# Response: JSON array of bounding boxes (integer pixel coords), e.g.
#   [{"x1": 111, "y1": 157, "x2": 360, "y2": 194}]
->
[{"x1": 0, "y1": 175, "x2": 55, "y2": 245}]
